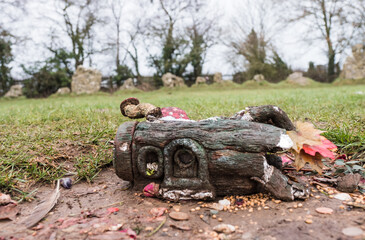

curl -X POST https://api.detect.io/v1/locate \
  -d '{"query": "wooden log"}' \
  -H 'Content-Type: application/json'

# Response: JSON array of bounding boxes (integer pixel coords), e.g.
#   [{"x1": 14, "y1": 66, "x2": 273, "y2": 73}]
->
[
  {"x1": 134, "y1": 119, "x2": 292, "y2": 153},
  {"x1": 114, "y1": 121, "x2": 138, "y2": 181},
  {"x1": 113, "y1": 118, "x2": 308, "y2": 201},
  {"x1": 208, "y1": 150, "x2": 305, "y2": 200},
  {"x1": 231, "y1": 105, "x2": 295, "y2": 131}
]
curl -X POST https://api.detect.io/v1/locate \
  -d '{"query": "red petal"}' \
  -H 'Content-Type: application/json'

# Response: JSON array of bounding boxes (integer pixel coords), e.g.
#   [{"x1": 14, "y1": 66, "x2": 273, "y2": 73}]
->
[
  {"x1": 319, "y1": 136, "x2": 337, "y2": 150},
  {"x1": 107, "y1": 207, "x2": 119, "y2": 214},
  {"x1": 303, "y1": 144, "x2": 336, "y2": 159}
]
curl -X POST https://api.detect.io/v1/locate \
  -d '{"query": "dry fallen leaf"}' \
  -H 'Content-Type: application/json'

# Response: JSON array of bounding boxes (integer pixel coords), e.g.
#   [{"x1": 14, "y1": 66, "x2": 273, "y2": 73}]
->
[
  {"x1": 295, "y1": 151, "x2": 324, "y2": 174},
  {"x1": 287, "y1": 121, "x2": 337, "y2": 174},
  {"x1": 0, "y1": 202, "x2": 19, "y2": 220},
  {"x1": 287, "y1": 121, "x2": 323, "y2": 153},
  {"x1": 21, "y1": 180, "x2": 60, "y2": 228}
]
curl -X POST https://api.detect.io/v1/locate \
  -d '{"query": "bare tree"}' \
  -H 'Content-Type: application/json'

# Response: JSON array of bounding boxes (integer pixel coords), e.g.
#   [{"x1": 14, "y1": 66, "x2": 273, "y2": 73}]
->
[
  {"x1": 108, "y1": 0, "x2": 124, "y2": 71},
  {"x1": 348, "y1": 0, "x2": 365, "y2": 43},
  {"x1": 282, "y1": 0, "x2": 356, "y2": 82},
  {"x1": 185, "y1": 1, "x2": 220, "y2": 80},
  {"x1": 49, "y1": 0, "x2": 103, "y2": 70},
  {"x1": 145, "y1": 0, "x2": 193, "y2": 77},
  {"x1": 123, "y1": 21, "x2": 143, "y2": 80},
  {"x1": 228, "y1": 0, "x2": 283, "y2": 71},
  {"x1": 228, "y1": 0, "x2": 290, "y2": 82}
]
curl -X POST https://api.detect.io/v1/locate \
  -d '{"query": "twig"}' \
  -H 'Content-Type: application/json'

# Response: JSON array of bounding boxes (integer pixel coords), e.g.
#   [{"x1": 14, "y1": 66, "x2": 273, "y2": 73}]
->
[
  {"x1": 283, "y1": 167, "x2": 314, "y2": 172},
  {"x1": 100, "y1": 201, "x2": 124, "y2": 209},
  {"x1": 146, "y1": 216, "x2": 167, "y2": 237},
  {"x1": 313, "y1": 177, "x2": 337, "y2": 183},
  {"x1": 344, "y1": 202, "x2": 365, "y2": 209},
  {"x1": 311, "y1": 181, "x2": 329, "y2": 188}
]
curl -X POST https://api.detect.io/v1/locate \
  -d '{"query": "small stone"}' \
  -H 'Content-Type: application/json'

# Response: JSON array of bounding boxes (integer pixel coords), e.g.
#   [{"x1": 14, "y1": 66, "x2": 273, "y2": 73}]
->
[
  {"x1": 210, "y1": 210, "x2": 219, "y2": 215},
  {"x1": 60, "y1": 178, "x2": 72, "y2": 189},
  {"x1": 289, "y1": 209, "x2": 293, "y2": 213},
  {"x1": 218, "y1": 218, "x2": 223, "y2": 222},
  {"x1": 293, "y1": 204, "x2": 298, "y2": 209},
  {"x1": 109, "y1": 224, "x2": 123, "y2": 231},
  {"x1": 210, "y1": 231, "x2": 219, "y2": 237},
  {"x1": 162, "y1": 228, "x2": 168, "y2": 232},
  {"x1": 248, "y1": 208, "x2": 253, "y2": 213},
  {"x1": 190, "y1": 208, "x2": 195, "y2": 212},
  {"x1": 315, "y1": 207, "x2": 333, "y2": 214},
  {"x1": 314, "y1": 195, "x2": 320, "y2": 199},
  {"x1": 173, "y1": 206, "x2": 180, "y2": 212},
  {"x1": 339, "y1": 205, "x2": 345, "y2": 210},
  {"x1": 212, "y1": 215, "x2": 217, "y2": 219},
  {"x1": 337, "y1": 174, "x2": 361, "y2": 193},
  {"x1": 342, "y1": 227, "x2": 364, "y2": 237},
  {"x1": 334, "y1": 193, "x2": 352, "y2": 201},
  {"x1": 305, "y1": 219, "x2": 313, "y2": 224},
  {"x1": 169, "y1": 212, "x2": 189, "y2": 221},
  {"x1": 329, "y1": 195, "x2": 334, "y2": 199},
  {"x1": 213, "y1": 224, "x2": 235, "y2": 234},
  {"x1": 208, "y1": 203, "x2": 223, "y2": 211},
  {"x1": 145, "y1": 226, "x2": 153, "y2": 231},
  {"x1": 195, "y1": 207, "x2": 201, "y2": 211},
  {"x1": 219, "y1": 199, "x2": 231, "y2": 207},
  {"x1": 298, "y1": 203, "x2": 303, "y2": 208},
  {"x1": 199, "y1": 215, "x2": 204, "y2": 219},
  {"x1": 264, "y1": 206, "x2": 270, "y2": 210},
  {"x1": 198, "y1": 229, "x2": 203, "y2": 233}
]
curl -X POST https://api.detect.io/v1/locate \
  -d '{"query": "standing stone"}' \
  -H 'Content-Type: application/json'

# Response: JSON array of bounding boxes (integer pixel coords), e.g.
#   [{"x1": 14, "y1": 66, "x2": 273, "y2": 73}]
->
[
  {"x1": 341, "y1": 44, "x2": 365, "y2": 80},
  {"x1": 253, "y1": 74, "x2": 265, "y2": 83},
  {"x1": 4, "y1": 85, "x2": 23, "y2": 98},
  {"x1": 287, "y1": 72, "x2": 310, "y2": 86},
  {"x1": 195, "y1": 76, "x2": 206, "y2": 85},
  {"x1": 56, "y1": 87, "x2": 71, "y2": 95},
  {"x1": 71, "y1": 66, "x2": 102, "y2": 94},
  {"x1": 213, "y1": 72, "x2": 223, "y2": 83},
  {"x1": 120, "y1": 78, "x2": 136, "y2": 90},
  {"x1": 161, "y1": 72, "x2": 185, "y2": 88}
]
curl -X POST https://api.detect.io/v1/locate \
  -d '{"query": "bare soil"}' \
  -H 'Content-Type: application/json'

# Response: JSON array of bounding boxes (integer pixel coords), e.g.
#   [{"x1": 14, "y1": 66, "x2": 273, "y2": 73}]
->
[{"x1": 1, "y1": 168, "x2": 364, "y2": 240}]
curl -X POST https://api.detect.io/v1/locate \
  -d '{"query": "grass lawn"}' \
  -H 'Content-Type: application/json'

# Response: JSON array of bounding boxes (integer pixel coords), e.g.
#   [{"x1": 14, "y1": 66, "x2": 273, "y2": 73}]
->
[{"x1": 0, "y1": 83, "x2": 364, "y2": 198}]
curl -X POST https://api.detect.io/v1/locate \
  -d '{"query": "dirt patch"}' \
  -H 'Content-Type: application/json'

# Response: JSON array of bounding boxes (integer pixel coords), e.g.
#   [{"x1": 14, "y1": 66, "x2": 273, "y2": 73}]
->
[{"x1": 1, "y1": 168, "x2": 364, "y2": 240}]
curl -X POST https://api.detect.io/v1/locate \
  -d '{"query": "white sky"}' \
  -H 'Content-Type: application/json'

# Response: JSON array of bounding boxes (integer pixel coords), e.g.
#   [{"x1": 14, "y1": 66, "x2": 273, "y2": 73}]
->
[{"x1": 6, "y1": 0, "x2": 351, "y2": 78}]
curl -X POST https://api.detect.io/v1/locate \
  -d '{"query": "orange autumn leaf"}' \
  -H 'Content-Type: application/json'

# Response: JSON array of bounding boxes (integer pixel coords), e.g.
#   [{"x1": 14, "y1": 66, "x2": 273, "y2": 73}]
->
[{"x1": 287, "y1": 121, "x2": 337, "y2": 174}]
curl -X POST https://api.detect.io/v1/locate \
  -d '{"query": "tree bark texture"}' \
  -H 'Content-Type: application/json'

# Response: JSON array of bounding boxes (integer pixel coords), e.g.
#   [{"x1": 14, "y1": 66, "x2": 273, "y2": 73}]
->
[{"x1": 114, "y1": 118, "x2": 308, "y2": 201}]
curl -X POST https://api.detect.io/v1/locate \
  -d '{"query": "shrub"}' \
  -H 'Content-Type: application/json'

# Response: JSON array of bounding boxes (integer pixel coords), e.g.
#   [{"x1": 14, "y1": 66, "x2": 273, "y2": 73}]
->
[{"x1": 22, "y1": 65, "x2": 70, "y2": 98}]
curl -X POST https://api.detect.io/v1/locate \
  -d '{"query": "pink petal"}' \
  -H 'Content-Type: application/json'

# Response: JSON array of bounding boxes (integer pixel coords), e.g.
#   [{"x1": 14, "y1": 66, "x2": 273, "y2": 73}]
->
[
  {"x1": 281, "y1": 155, "x2": 293, "y2": 164},
  {"x1": 143, "y1": 182, "x2": 159, "y2": 197}
]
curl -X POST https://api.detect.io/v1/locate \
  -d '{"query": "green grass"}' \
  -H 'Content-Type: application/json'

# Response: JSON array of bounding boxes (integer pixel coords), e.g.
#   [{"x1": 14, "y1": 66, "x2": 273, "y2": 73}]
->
[{"x1": 0, "y1": 84, "x2": 364, "y2": 196}]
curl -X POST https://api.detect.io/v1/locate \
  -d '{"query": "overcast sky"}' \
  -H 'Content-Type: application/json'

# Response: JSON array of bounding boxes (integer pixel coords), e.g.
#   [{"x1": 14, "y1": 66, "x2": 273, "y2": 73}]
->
[{"x1": 6, "y1": 0, "x2": 352, "y2": 78}]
